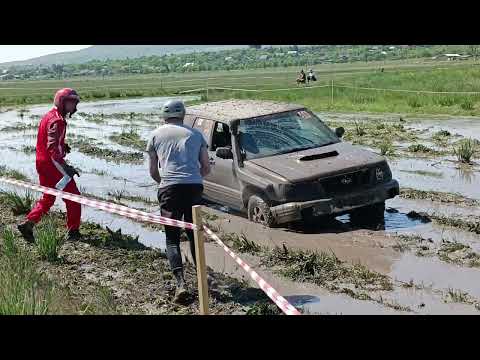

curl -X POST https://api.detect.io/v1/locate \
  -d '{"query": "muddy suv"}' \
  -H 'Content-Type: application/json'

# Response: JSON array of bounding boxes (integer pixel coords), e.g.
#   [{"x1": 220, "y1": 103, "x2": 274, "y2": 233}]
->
[{"x1": 184, "y1": 100, "x2": 399, "y2": 227}]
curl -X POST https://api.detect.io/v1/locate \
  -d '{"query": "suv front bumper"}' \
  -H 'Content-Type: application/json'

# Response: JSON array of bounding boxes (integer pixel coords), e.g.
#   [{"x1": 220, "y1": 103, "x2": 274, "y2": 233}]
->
[{"x1": 269, "y1": 179, "x2": 399, "y2": 224}]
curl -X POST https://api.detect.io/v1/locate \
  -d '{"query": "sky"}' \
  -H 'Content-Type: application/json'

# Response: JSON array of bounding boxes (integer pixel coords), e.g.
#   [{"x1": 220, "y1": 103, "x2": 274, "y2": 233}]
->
[{"x1": 0, "y1": 45, "x2": 91, "y2": 63}]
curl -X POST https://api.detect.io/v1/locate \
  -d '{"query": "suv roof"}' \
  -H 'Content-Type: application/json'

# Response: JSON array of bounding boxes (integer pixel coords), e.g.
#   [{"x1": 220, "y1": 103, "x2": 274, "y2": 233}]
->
[{"x1": 186, "y1": 99, "x2": 305, "y2": 124}]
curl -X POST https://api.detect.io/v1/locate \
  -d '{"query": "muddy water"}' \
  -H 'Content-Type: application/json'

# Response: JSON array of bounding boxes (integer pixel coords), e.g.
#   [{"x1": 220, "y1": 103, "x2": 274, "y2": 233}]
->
[
  {"x1": 390, "y1": 157, "x2": 480, "y2": 200},
  {"x1": 411, "y1": 117, "x2": 480, "y2": 141},
  {"x1": 0, "y1": 97, "x2": 201, "y2": 250},
  {"x1": 2, "y1": 103, "x2": 480, "y2": 314}
]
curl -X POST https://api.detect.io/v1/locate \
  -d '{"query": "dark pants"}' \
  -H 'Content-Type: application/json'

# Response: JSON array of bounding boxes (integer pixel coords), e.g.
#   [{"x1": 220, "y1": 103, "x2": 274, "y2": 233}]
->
[{"x1": 158, "y1": 184, "x2": 204, "y2": 273}]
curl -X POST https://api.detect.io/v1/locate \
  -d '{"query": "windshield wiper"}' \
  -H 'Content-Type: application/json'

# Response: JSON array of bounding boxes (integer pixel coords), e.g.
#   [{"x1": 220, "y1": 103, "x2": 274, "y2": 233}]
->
[
  {"x1": 318, "y1": 141, "x2": 338, "y2": 148},
  {"x1": 277, "y1": 145, "x2": 318, "y2": 155}
]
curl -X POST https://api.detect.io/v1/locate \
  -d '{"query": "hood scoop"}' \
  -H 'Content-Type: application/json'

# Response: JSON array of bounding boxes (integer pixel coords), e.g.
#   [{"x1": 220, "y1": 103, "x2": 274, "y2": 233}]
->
[{"x1": 298, "y1": 151, "x2": 339, "y2": 162}]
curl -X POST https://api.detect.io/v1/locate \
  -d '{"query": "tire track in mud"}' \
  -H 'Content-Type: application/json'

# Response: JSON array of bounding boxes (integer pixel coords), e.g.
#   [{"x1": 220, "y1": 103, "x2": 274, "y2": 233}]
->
[{"x1": 202, "y1": 205, "x2": 480, "y2": 314}]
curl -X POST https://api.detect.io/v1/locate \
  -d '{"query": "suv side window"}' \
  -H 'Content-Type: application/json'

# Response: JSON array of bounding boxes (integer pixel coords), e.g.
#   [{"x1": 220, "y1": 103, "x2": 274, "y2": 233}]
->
[
  {"x1": 211, "y1": 122, "x2": 232, "y2": 151},
  {"x1": 193, "y1": 117, "x2": 215, "y2": 147}
]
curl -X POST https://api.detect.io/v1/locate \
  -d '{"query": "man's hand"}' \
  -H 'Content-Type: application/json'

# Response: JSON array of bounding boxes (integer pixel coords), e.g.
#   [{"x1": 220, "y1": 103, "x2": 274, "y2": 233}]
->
[
  {"x1": 65, "y1": 143, "x2": 71, "y2": 154},
  {"x1": 147, "y1": 151, "x2": 161, "y2": 184},
  {"x1": 62, "y1": 163, "x2": 80, "y2": 178}
]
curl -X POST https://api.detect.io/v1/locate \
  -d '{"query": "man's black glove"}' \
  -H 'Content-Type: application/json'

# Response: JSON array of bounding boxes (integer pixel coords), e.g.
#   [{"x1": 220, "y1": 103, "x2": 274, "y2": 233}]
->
[
  {"x1": 61, "y1": 163, "x2": 80, "y2": 178},
  {"x1": 65, "y1": 143, "x2": 71, "y2": 154}
]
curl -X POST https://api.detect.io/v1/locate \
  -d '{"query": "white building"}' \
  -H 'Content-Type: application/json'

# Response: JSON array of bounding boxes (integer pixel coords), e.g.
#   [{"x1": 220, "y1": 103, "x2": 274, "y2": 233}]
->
[{"x1": 444, "y1": 54, "x2": 461, "y2": 60}]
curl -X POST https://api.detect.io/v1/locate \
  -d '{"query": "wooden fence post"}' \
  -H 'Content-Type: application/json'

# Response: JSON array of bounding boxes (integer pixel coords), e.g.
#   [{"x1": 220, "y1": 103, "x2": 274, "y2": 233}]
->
[{"x1": 192, "y1": 205, "x2": 209, "y2": 315}]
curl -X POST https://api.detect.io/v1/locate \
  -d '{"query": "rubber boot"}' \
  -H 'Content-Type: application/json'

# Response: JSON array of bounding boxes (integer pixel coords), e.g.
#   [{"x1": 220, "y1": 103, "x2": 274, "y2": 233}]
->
[
  {"x1": 66, "y1": 229, "x2": 82, "y2": 242},
  {"x1": 17, "y1": 220, "x2": 35, "y2": 243},
  {"x1": 173, "y1": 269, "x2": 191, "y2": 305}
]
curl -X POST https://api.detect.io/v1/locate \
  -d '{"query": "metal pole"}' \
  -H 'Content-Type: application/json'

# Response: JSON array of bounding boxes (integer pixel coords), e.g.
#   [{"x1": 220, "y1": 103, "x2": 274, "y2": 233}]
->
[
  {"x1": 206, "y1": 78, "x2": 209, "y2": 100},
  {"x1": 331, "y1": 79, "x2": 334, "y2": 106}
]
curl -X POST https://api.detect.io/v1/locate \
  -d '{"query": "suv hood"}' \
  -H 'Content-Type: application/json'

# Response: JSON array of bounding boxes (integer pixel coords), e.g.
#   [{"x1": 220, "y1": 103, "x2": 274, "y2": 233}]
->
[{"x1": 246, "y1": 142, "x2": 386, "y2": 182}]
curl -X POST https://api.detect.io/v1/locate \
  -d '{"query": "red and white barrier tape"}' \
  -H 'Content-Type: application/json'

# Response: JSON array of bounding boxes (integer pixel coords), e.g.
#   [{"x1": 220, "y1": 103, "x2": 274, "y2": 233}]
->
[
  {"x1": 0, "y1": 176, "x2": 300, "y2": 315},
  {"x1": 203, "y1": 226, "x2": 301, "y2": 316},
  {"x1": 0, "y1": 177, "x2": 196, "y2": 230}
]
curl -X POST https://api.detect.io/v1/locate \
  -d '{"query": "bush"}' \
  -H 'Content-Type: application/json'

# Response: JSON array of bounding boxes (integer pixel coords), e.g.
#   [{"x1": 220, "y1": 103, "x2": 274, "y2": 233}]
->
[
  {"x1": 408, "y1": 144, "x2": 433, "y2": 153},
  {"x1": 460, "y1": 98, "x2": 474, "y2": 110},
  {"x1": 379, "y1": 140, "x2": 395, "y2": 156},
  {"x1": 453, "y1": 138, "x2": 476, "y2": 163},
  {"x1": 437, "y1": 96, "x2": 456, "y2": 107},
  {"x1": 407, "y1": 97, "x2": 422, "y2": 108},
  {"x1": 354, "y1": 120, "x2": 366, "y2": 136},
  {"x1": 0, "y1": 165, "x2": 28, "y2": 181},
  {"x1": 0, "y1": 190, "x2": 35, "y2": 215}
]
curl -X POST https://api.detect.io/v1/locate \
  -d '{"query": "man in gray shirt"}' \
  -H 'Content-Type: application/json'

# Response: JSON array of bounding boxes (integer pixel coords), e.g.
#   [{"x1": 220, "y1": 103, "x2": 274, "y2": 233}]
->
[{"x1": 146, "y1": 99, "x2": 210, "y2": 304}]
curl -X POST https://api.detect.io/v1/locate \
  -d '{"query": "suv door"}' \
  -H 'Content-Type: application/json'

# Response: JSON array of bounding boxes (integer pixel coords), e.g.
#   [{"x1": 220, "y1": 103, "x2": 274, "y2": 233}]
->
[{"x1": 193, "y1": 118, "x2": 242, "y2": 209}]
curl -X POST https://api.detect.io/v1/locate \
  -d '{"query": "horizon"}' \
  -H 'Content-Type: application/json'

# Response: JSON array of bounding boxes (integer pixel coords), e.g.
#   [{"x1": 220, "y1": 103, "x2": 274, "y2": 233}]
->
[{"x1": 0, "y1": 45, "x2": 91, "y2": 64}]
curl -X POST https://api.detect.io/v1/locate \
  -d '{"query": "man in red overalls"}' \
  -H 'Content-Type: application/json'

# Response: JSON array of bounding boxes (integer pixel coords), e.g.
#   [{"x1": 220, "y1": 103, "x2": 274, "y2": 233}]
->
[{"x1": 18, "y1": 88, "x2": 82, "y2": 243}]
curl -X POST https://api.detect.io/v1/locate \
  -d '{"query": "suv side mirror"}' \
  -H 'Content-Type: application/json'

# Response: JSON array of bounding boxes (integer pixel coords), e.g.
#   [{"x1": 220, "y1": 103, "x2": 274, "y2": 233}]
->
[
  {"x1": 216, "y1": 147, "x2": 233, "y2": 160},
  {"x1": 335, "y1": 127, "x2": 345, "y2": 138}
]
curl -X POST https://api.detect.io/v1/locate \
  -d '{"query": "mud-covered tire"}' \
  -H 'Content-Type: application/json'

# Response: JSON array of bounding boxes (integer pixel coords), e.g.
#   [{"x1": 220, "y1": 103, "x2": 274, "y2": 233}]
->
[
  {"x1": 247, "y1": 195, "x2": 275, "y2": 227},
  {"x1": 350, "y1": 202, "x2": 385, "y2": 225}
]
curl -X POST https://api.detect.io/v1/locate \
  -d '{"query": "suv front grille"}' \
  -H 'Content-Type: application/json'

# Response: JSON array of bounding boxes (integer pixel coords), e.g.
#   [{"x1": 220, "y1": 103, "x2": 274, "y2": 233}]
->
[{"x1": 320, "y1": 169, "x2": 372, "y2": 195}]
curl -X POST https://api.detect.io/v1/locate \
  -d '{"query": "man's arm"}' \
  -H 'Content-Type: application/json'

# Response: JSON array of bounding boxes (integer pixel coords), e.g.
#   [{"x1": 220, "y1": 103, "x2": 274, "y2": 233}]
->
[
  {"x1": 47, "y1": 120, "x2": 65, "y2": 165},
  {"x1": 199, "y1": 145, "x2": 211, "y2": 177},
  {"x1": 148, "y1": 151, "x2": 162, "y2": 184}
]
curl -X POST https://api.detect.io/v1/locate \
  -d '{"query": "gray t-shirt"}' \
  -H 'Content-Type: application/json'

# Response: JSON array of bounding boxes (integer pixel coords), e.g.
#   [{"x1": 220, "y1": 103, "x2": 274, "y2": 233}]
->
[{"x1": 146, "y1": 123, "x2": 207, "y2": 188}]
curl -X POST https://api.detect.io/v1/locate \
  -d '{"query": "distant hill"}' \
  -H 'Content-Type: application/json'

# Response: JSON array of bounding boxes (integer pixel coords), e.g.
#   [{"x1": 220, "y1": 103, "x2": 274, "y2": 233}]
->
[{"x1": 0, "y1": 45, "x2": 250, "y2": 68}]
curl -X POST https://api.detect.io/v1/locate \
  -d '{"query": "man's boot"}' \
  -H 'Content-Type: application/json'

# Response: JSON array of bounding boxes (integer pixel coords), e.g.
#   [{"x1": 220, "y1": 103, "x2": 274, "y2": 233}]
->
[
  {"x1": 173, "y1": 269, "x2": 191, "y2": 305},
  {"x1": 17, "y1": 220, "x2": 35, "y2": 243},
  {"x1": 66, "y1": 229, "x2": 82, "y2": 242}
]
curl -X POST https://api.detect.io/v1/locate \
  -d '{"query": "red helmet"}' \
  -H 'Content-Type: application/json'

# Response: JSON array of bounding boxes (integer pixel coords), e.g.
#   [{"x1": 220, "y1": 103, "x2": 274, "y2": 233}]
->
[{"x1": 54, "y1": 88, "x2": 80, "y2": 115}]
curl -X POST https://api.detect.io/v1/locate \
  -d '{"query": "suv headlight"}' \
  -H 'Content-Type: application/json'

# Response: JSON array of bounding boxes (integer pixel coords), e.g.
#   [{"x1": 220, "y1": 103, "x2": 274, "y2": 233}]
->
[{"x1": 374, "y1": 162, "x2": 392, "y2": 183}]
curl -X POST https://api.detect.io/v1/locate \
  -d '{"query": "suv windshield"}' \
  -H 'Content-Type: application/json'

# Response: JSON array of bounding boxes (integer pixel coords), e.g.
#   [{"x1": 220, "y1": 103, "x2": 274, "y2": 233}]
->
[{"x1": 238, "y1": 110, "x2": 339, "y2": 160}]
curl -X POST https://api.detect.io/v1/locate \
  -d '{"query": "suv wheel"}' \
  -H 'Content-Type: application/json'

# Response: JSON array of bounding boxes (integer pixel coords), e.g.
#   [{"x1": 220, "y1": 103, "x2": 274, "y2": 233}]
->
[
  {"x1": 350, "y1": 202, "x2": 385, "y2": 226},
  {"x1": 247, "y1": 195, "x2": 275, "y2": 227}
]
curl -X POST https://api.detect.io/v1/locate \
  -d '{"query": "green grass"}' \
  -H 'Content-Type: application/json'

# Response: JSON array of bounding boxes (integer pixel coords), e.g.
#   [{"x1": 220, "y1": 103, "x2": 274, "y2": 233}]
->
[
  {"x1": 0, "y1": 123, "x2": 38, "y2": 132},
  {"x1": 399, "y1": 169, "x2": 443, "y2": 178},
  {"x1": 89, "y1": 168, "x2": 110, "y2": 176},
  {"x1": 4, "y1": 60, "x2": 480, "y2": 116},
  {"x1": 430, "y1": 215, "x2": 480, "y2": 234},
  {"x1": 0, "y1": 165, "x2": 29, "y2": 181},
  {"x1": 21, "y1": 145, "x2": 36, "y2": 154},
  {"x1": 408, "y1": 144, "x2": 434, "y2": 153},
  {"x1": 71, "y1": 139, "x2": 144, "y2": 164},
  {"x1": 34, "y1": 216, "x2": 64, "y2": 262},
  {"x1": 379, "y1": 140, "x2": 395, "y2": 156},
  {"x1": 354, "y1": 120, "x2": 366, "y2": 136},
  {"x1": 0, "y1": 190, "x2": 35, "y2": 215},
  {"x1": 445, "y1": 288, "x2": 471, "y2": 303},
  {"x1": 246, "y1": 300, "x2": 283, "y2": 315},
  {"x1": 0, "y1": 228, "x2": 51, "y2": 315},
  {"x1": 109, "y1": 128, "x2": 147, "y2": 151},
  {"x1": 262, "y1": 245, "x2": 393, "y2": 292},
  {"x1": 453, "y1": 138, "x2": 477, "y2": 163}
]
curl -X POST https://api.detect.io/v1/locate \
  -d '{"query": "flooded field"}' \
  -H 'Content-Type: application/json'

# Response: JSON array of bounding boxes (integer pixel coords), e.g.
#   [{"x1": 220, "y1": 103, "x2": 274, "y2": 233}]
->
[{"x1": 1, "y1": 98, "x2": 479, "y2": 314}]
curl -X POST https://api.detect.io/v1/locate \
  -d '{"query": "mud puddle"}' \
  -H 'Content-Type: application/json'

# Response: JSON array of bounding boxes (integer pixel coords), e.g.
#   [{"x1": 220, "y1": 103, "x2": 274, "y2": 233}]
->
[
  {"x1": 391, "y1": 158, "x2": 480, "y2": 200},
  {"x1": 2, "y1": 104, "x2": 480, "y2": 314}
]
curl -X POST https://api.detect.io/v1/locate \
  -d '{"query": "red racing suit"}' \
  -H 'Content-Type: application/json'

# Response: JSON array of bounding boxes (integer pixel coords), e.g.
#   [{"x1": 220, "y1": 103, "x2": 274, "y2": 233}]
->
[{"x1": 26, "y1": 107, "x2": 81, "y2": 230}]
